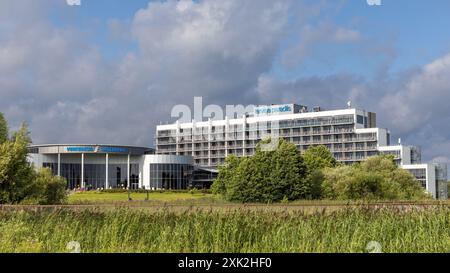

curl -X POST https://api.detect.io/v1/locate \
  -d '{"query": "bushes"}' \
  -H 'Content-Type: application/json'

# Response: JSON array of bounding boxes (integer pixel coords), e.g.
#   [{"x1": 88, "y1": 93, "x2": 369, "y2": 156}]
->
[
  {"x1": 211, "y1": 155, "x2": 241, "y2": 196},
  {"x1": 0, "y1": 113, "x2": 68, "y2": 205},
  {"x1": 212, "y1": 141, "x2": 430, "y2": 202},
  {"x1": 23, "y1": 168, "x2": 67, "y2": 205},
  {"x1": 322, "y1": 156, "x2": 430, "y2": 200},
  {"x1": 0, "y1": 124, "x2": 36, "y2": 204},
  {"x1": 212, "y1": 139, "x2": 308, "y2": 203}
]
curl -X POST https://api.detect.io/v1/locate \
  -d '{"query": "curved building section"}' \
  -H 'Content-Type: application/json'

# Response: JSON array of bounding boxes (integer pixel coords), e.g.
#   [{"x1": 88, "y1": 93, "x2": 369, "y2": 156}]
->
[
  {"x1": 141, "y1": 155, "x2": 194, "y2": 190},
  {"x1": 28, "y1": 144, "x2": 204, "y2": 190},
  {"x1": 28, "y1": 144, "x2": 153, "y2": 190}
]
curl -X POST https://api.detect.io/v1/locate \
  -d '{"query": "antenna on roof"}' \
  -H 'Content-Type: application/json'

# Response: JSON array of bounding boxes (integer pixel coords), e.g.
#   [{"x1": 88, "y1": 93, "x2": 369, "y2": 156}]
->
[
  {"x1": 398, "y1": 138, "x2": 402, "y2": 145},
  {"x1": 347, "y1": 101, "x2": 352, "y2": 108}
]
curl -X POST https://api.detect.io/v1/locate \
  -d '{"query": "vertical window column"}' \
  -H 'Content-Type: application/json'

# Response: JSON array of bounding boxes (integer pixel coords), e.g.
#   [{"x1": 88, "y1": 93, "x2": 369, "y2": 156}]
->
[
  {"x1": 208, "y1": 119, "x2": 212, "y2": 166},
  {"x1": 242, "y1": 115, "x2": 246, "y2": 156},
  {"x1": 105, "y1": 153, "x2": 109, "y2": 189},
  {"x1": 127, "y1": 154, "x2": 130, "y2": 189},
  {"x1": 81, "y1": 153, "x2": 85, "y2": 189},
  {"x1": 57, "y1": 153, "x2": 61, "y2": 177}
]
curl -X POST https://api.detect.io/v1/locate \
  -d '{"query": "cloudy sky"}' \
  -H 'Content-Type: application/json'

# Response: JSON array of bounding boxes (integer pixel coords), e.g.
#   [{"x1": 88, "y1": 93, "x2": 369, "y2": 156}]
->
[{"x1": 1, "y1": 0, "x2": 450, "y2": 165}]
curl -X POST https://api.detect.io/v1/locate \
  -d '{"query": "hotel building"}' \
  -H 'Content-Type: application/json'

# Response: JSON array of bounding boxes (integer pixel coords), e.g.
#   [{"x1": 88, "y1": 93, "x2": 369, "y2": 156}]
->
[{"x1": 156, "y1": 103, "x2": 448, "y2": 199}]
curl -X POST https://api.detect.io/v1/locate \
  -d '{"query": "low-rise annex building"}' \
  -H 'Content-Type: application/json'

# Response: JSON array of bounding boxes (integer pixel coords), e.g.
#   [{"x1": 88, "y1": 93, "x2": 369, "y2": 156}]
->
[{"x1": 28, "y1": 144, "x2": 197, "y2": 190}]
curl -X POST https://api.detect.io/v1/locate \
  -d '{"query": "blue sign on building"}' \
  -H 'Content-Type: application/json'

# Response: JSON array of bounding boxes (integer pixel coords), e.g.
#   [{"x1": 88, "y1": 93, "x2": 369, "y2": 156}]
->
[
  {"x1": 66, "y1": 146, "x2": 129, "y2": 153},
  {"x1": 99, "y1": 147, "x2": 129, "y2": 153},
  {"x1": 67, "y1": 146, "x2": 95, "y2": 152},
  {"x1": 255, "y1": 104, "x2": 293, "y2": 116}
]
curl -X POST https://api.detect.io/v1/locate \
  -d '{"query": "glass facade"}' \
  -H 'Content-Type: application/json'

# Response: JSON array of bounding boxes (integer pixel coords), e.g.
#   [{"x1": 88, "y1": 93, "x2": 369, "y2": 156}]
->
[
  {"x1": 407, "y1": 168, "x2": 427, "y2": 188},
  {"x1": 149, "y1": 164, "x2": 193, "y2": 190},
  {"x1": 435, "y1": 164, "x2": 448, "y2": 199},
  {"x1": 43, "y1": 160, "x2": 139, "y2": 190}
]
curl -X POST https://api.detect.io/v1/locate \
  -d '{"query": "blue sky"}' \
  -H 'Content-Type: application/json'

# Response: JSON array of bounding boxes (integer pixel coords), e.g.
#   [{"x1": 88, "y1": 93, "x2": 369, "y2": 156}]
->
[
  {"x1": 1, "y1": 0, "x2": 450, "y2": 165},
  {"x1": 50, "y1": 0, "x2": 450, "y2": 79}
]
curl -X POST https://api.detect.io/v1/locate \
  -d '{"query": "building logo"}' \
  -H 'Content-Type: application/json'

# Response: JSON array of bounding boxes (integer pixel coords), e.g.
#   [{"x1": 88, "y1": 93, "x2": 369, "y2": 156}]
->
[
  {"x1": 100, "y1": 147, "x2": 129, "y2": 153},
  {"x1": 66, "y1": 146, "x2": 94, "y2": 152},
  {"x1": 66, "y1": 146, "x2": 129, "y2": 153},
  {"x1": 255, "y1": 105, "x2": 293, "y2": 116}
]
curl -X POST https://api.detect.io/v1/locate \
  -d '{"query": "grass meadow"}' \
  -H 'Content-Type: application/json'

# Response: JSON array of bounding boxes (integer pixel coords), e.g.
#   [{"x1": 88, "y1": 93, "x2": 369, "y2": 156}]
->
[
  {"x1": 1, "y1": 205, "x2": 450, "y2": 253},
  {"x1": 67, "y1": 191, "x2": 216, "y2": 204}
]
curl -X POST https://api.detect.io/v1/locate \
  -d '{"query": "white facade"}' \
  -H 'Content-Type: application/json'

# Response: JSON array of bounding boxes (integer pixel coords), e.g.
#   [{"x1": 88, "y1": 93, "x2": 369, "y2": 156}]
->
[
  {"x1": 28, "y1": 144, "x2": 196, "y2": 190},
  {"x1": 402, "y1": 164, "x2": 448, "y2": 199},
  {"x1": 157, "y1": 107, "x2": 382, "y2": 166},
  {"x1": 156, "y1": 103, "x2": 448, "y2": 198}
]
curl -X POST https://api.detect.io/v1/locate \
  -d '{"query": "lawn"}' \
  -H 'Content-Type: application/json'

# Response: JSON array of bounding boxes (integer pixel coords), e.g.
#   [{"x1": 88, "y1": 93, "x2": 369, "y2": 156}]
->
[{"x1": 68, "y1": 191, "x2": 216, "y2": 204}]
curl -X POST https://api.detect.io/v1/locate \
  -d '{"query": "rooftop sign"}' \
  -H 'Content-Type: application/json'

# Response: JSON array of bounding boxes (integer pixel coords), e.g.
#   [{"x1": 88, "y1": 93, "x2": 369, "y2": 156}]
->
[{"x1": 254, "y1": 104, "x2": 294, "y2": 116}]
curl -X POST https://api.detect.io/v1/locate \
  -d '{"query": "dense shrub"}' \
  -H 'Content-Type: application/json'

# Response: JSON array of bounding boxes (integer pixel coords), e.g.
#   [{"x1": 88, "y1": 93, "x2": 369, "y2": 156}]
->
[
  {"x1": 213, "y1": 140, "x2": 430, "y2": 202},
  {"x1": 0, "y1": 113, "x2": 68, "y2": 205},
  {"x1": 213, "y1": 139, "x2": 308, "y2": 203},
  {"x1": 322, "y1": 156, "x2": 430, "y2": 200},
  {"x1": 0, "y1": 124, "x2": 35, "y2": 204},
  {"x1": 302, "y1": 145, "x2": 338, "y2": 199},
  {"x1": 23, "y1": 168, "x2": 68, "y2": 205}
]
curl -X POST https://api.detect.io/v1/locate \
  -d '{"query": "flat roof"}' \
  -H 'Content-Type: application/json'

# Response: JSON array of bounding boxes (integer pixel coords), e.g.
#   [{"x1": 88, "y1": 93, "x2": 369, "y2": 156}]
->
[
  {"x1": 29, "y1": 144, "x2": 153, "y2": 150},
  {"x1": 157, "y1": 108, "x2": 364, "y2": 130}
]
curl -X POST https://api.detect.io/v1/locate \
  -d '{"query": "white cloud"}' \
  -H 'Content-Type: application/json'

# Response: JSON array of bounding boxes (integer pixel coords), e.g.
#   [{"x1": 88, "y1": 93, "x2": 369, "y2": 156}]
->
[
  {"x1": 281, "y1": 22, "x2": 362, "y2": 67},
  {"x1": 378, "y1": 53, "x2": 450, "y2": 134},
  {"x1": 1, "y1": 0, "x2": 449, "y2": 167}
]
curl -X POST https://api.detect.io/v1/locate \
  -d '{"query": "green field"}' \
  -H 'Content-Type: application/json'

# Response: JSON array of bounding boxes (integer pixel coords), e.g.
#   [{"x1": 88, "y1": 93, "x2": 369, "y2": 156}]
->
[
  {"x1": 2, "y1": 192, "x2": 449, "y2": 253},
  {"x1": 68, "y1": 191, "x2": 216, "y2": 204},
  {"x1": 1, "y1": 207, "x2": 450, "y2": 253}
]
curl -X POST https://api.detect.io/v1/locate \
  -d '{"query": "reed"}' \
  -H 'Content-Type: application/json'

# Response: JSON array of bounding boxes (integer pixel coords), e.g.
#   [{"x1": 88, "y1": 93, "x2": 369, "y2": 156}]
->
[{"x1": 0, "y1": 207, "x2": 449, "y2": 253}]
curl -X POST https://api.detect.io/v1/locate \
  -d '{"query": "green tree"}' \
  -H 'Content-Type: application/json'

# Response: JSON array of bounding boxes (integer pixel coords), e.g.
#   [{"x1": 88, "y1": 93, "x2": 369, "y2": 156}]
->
[
  {"x1": 0, "y1": 112, "x2": 8, "y2": 144},
  {"x1": 302, "y1": 145, "x2": 338, "y2": 199},
  {"x1": 0, "y1": 117, "x2": 67, "y2": 204},
  {"x1": 322, "y1": 155, "x2": 430, "y2": 200},
  {"x1": 0, "y1": 123, "x2": 35, "y2": 204},
  {"x1": 218, "y1": 138, "x2": 308, "y2": 203},
  {"x1": 211, "y1": 155, "x2": 241, "y2": 195},
  {"x1": 303, "y1": 145, "x2": 338, "y2": 171},
  {"x1": 25, "y1": 168, "x2": 67, "y2": 205}
]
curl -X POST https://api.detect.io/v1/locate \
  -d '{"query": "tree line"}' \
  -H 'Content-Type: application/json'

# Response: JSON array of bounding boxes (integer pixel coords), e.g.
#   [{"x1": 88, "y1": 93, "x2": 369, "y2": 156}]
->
[
  {"x1": 0, "y1": 113, "x2": 67, "y2": 205},
  {"x1": 212, "y1": 138, "x2": 430, "y2": 202}
]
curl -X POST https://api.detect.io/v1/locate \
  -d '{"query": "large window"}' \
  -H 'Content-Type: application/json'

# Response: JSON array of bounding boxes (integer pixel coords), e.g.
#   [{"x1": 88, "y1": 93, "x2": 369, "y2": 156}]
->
[
  {"x1": 357, "y1": 115, "x2": 364, "y2": 124},
  {"x1": 107, "y1": 163, "x2": 139, "y2": 189},
  {"x1": 43, "y1": 162, "x2": 82, "y2": 190},
  {"x1": 149, "y1": 164, "x2": 193, "y2": 190},
  {"x1": 43, "y1": 162, "x2": 139, "y2": 190},
  {"x1": 406, "y1": 168, "x2": 427, "y2": 189},
  {"x1": 84, "y1": 164, "x2": 106, "y2": 189}
]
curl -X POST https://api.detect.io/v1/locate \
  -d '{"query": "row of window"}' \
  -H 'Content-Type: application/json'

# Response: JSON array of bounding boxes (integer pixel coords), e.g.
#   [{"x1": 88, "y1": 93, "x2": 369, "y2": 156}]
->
[
  {"x1": 43, "y1": 163, "x2": 139, "y2": 189},
  {"x1": 157, "y1": 115, "x2": 356, "y2": 136}
]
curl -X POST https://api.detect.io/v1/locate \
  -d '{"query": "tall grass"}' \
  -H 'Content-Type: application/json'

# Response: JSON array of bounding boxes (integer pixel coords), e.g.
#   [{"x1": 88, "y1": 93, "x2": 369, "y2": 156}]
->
[{"x1": 0, "y1": 207, "x2": 449, "y2": 253}]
